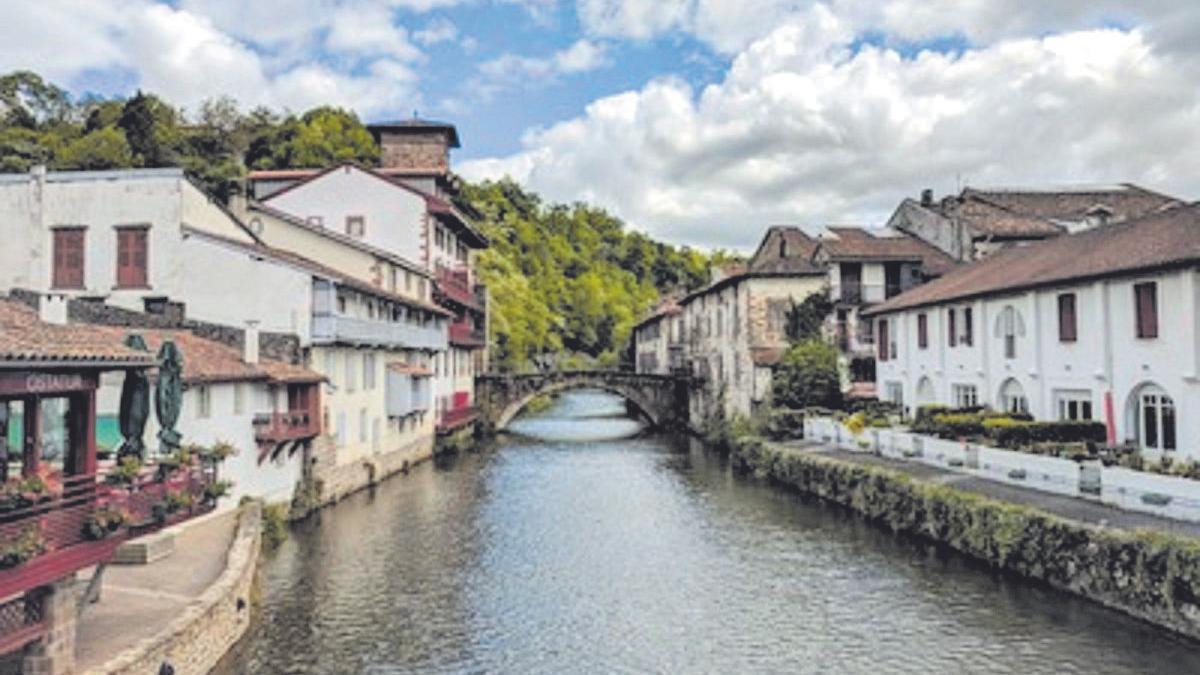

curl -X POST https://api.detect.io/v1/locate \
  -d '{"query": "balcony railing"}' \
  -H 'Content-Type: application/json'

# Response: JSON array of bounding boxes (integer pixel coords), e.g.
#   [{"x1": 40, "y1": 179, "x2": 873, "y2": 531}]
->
[
  {"x1": 438, "y1": 405, "x2": 479, "y2": 433},
  {"x1": 253, "y1": 411, "x2": 319, "y2": 444},
  {"x1": 448, "y1": 319, "x2": 486, "y2": 347},
  {"x1": 435, "y1": 265, "x2": 480, "y2": 308},
  {"x1": 0, "y1": 464, "x2": 214, "y2": 603},
  {"x1": 835, "y1": 282, "x2": 890, "y2": 305},
  {"x1": 312, "y1": 314, "x2": 447, "y2": 351}
]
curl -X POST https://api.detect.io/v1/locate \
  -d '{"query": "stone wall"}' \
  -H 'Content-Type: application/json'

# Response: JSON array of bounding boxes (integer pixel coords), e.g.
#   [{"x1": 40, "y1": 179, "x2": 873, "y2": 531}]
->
[
  {"x1": 89, "y1": 504, "x2": 263, "y2": 675},
  {"x1": 296, "y1": 433, "x2": 436, "y2": 516},
  {"x1": 379, "y1": 131, "x2": 449, "y2": 172},
  {"x1": 728, "y1": 438, "x2": 1200, "y2": 641}
]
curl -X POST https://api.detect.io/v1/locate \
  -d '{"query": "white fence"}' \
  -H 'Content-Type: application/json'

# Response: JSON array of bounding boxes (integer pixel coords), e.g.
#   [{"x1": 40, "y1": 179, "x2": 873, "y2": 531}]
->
[{"x1": 801, "y1": 416, "x2": 1200, "y2": 523}]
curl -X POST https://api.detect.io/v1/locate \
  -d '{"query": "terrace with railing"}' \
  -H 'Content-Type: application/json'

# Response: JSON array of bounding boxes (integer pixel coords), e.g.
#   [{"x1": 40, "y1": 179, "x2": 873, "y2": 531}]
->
[
  {"x1": 0, "y1": 461, "x2": 216, "y2": 652},
  {"x1": 437, "y1": 405, "x2": 480, "y2": 433},
  {"x1": 448, "y1": 317, "x2": 486, "y2": 347}
]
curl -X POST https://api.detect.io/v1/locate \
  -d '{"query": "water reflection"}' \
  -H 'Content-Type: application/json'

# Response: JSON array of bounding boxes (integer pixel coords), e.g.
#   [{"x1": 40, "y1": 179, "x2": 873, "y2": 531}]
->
[{"x1": 226, "y1": 390, "x2": 1200, "y2": 674}]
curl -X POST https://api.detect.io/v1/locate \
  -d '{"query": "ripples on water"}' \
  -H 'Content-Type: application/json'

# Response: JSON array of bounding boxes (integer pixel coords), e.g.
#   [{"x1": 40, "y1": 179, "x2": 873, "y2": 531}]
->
[{"x1": 224, "y1": 390, "x2": 1200, "y2": 674}]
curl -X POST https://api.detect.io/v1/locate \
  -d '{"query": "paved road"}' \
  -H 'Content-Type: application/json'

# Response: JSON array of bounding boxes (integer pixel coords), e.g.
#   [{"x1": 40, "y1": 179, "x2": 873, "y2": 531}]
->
[
  {"x1": 786, "y1": 441, "x2": 1200, "y2": 539},
  {"x1": 74, "y1": 508, "x2": 238, "y2": 673}
]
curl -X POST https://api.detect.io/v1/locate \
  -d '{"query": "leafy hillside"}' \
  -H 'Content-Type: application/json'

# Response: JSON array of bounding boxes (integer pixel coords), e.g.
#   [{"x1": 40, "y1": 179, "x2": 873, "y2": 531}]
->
[{"x1": 0, "y1": 70, "x2": 731, "y2": 371}]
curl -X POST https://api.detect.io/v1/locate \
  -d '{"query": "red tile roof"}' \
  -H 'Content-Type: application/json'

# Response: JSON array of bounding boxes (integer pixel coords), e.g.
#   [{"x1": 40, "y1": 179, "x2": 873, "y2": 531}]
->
[
  {"x1": 136, "y1": 330, "x2": 323, "y2": 385},
  {"x1": 748, "y1": 226, "x2": 823, "y2": 274},
  {"x1": 0, "y1": 300, "x2": 155, "y2": 367},
  {"x1": 962, "y1": 185, "x2": 1179, "y2": 224},
  {"x1": 865, "y1": 202, "x2": 1200, "y2": 316}
]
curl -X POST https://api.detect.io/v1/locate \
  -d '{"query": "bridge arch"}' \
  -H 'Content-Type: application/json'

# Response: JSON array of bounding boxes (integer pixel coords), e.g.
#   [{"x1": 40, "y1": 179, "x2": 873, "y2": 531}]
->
[{"x1": 476, "y1": 371, "x2": 690, "y2": 433}]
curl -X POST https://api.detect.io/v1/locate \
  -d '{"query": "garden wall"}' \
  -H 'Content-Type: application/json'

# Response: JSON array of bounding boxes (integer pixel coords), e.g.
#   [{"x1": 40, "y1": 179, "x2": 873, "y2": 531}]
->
[{"x1": 729, "y1": 438, "x2": 1200, "y2": 641}]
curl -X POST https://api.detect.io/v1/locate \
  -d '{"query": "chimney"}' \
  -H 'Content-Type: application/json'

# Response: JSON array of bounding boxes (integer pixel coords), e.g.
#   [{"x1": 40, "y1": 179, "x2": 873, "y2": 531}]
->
[
  {"x1": 244, "y1": 320, "x2": 260, "y2": 365},
  {"x1": 39, "y1": 293, "x2": 68, "y2": 325},
  {"x1": 920, "y1": 188, "x2": 934, "y2": 207}
]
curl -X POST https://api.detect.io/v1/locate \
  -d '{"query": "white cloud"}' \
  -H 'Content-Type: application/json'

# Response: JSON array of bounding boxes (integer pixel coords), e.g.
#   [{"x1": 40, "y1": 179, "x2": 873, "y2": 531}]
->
[
  {"x1": 414, "y1": 17, "x2": 459, "y2": 45},
  {"x1": 478, "y1": 39, "x2": 612, "y2": 87},
  {"x1": 463, "y1": 15, "x2": 1200, "y2": 250},
  {"x1": 326, "y1": 4, "x2": 423, "y2": 61}
]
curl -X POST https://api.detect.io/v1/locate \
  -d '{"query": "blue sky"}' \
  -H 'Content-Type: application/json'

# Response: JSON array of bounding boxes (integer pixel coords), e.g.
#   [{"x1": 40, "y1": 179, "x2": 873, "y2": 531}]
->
[{"x1": 4, "y1": 2, "x2": 1199, "y2": 250}]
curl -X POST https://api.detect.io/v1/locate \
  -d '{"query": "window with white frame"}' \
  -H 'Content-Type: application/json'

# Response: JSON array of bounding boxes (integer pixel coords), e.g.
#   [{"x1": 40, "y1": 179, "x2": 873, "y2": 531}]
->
[
  {"x1": 888, "y1": 317, "x2": 898, "y2": 359},
  {"x1": 359, "y1": 408, "x2": 368, "y2": 443},
  {"x1": 363, "y1": 353, "x2": 376, "y2": 390},
  {"x1": 952, "y1": 384, "x2": 978, "y2": 408},
  {"x1": 197, "y1": 385, "x2": 211, "y2": 419},
  {"x1": 1136, "y1": 385, "x2": 1176, "y2": 452},
  {"x1": 886, "y1": 382, "x2": 903, "y2": 409},
  {"x1": 999, "y1": 379, "x2": 1028, "y2": 414},
  {"x1": 1055, "y1": 390, "x2": 1093, "y2": 421},
  {"x1": 345, "y1": 352, "x2": 358, "y2": 392},
  {"x1": 996, "y1": 305, "x2": 1024, "y2": 359}
]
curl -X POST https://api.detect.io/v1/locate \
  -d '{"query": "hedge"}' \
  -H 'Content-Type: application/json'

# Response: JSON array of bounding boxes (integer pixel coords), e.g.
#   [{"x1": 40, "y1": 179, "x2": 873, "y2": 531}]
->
[{"x1": 987, "y1": 420, "x2": 1107, "y2": 449}]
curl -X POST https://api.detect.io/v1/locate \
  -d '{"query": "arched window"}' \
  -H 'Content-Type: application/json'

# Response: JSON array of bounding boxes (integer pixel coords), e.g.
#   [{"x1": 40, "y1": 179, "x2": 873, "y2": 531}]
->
[
  {"x1": 994, "y1": 305, "x2": 1025, "y2": 359},
  {"x1": 916, "y1": 377, "x2": 936, "y2": 405},
  {"x1": 999, "y1": 378, "x2": 1028, "y2": 414},
  {"x1": 1130, "y1": 384, "x2": 1176, "y2": 452}
]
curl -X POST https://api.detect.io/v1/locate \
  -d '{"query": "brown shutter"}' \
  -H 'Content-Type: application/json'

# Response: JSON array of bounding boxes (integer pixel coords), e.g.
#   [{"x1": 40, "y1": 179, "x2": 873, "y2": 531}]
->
[
  {"x1": 948, "y1": 309, "x2": 957, "y2": 347},
  {"x1": 878, "y1": 320, "x2": 888, "y2": 361},
  {"x1": 917, "y1": 313, "x2": 928, "y2": 349},
  {"x1": 1058, "y1": 293, "x2": 1077, "y2": 342},
  {"x1": 963, "y1": 307, "x2": 973, "y2": 346},
  {"x1": 1136, "y1": 283, "x2": 1157, "y2": 338},
  {"x1": 52, "y1": 229, "x2": 85, "y2": 289},
  {"x1": 116, "y1": 228, "x2": 148, "y2": 288}
]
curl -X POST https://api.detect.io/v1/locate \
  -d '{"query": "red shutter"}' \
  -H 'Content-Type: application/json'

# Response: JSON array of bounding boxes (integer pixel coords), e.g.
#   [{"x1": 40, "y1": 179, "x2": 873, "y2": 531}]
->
[
  {"x1": 878, "y1": 320, "x2": 889, "y2": 361},
  {"x1": 948, "y1": 309, "x2": 957, "y2": 347},
  {"x1": 1058, "y1": 293, "x2": 1077, "y2": 342},
  {"x1": 1135, "y1": 283, "x2": 1157, "y2": 338},
  {"x1": 917, "y1": 313, "x2": 928, "y2": 349},
  {"x1": 116, "y1": 228, "x2": 148, "y2": 288},
  {"x1": 52, "y1": 229, "x2": 85, "y2": 289}
]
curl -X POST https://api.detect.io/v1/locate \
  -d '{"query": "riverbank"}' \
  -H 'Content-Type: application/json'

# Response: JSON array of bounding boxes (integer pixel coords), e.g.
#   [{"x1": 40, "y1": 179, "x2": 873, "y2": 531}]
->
[{"x1": 727, "y1": 435, "x2": 1200, "y2": 641}]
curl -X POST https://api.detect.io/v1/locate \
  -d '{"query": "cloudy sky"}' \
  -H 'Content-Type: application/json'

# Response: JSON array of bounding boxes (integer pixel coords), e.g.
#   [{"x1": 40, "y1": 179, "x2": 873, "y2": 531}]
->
[{"x1": 6, "y1": 1, "x2": 1200, "y2": 250}]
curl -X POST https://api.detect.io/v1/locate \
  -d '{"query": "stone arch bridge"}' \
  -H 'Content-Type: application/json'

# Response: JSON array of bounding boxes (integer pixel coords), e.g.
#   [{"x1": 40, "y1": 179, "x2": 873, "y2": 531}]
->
[{"x1": 476, "y1": 371, "x2": 693, "y2": 432}]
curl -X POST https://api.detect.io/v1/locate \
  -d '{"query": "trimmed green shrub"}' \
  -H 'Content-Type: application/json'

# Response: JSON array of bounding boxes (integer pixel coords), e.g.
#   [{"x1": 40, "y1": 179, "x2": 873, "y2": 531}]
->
[
  {"x1": 988, "y1": 420, "x2": 1106, "y2": 449},
  {"x1": 930, "y1": 413, "x2": 985, "y2": 439},
  {"x1": 765, "y1": 409, "x2": 806, "y2": 441},
  {"x1": 772, "y1": 339, "x2": 843, "y2": 410}
]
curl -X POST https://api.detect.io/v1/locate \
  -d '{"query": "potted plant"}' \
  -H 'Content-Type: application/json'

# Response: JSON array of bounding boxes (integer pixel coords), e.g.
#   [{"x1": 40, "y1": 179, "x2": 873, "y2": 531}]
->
[
  {"x1": 0, "y1": 526, "x2": 47, "y2": 569},
  {"x1": 82, "y1": 505, "x2": 129, "y2": 540},
  {"x1": 202, "y1": 480, "x2": 232, "y2": 506}
]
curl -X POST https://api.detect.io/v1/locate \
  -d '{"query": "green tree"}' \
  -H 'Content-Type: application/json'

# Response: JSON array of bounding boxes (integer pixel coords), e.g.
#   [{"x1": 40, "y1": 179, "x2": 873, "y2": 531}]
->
[
  {"x1": 772, "y1": 339, "x2": 843, "y2": 410},
  {"x1": 53, "y1": 127, "x2": 133, "y2": 170},
  {"x1": 785, "y1": 291, "x2": 833, "y2": 343},
  {"x1": 118, "y1": 91, "x2": 179, "y2": 167},
  {"x1": 249, "y1": 107, "x2": 378, "y2": 169}
]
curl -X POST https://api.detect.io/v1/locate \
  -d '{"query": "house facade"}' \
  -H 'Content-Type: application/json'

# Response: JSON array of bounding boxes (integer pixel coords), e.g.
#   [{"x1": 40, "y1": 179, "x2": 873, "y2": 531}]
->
[
  {"x1": 630, "y1": 301, "x2": 682, "y2": 375},
  {"x1": 866, "y1": 203, "x2": 1200, "y2": 460},
  {"x1": 248, "y1": 120, "x2": 488, "y2": 435}
]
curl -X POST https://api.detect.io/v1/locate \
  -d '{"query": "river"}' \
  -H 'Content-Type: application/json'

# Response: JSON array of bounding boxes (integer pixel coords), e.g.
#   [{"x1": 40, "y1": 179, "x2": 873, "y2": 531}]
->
[{"x1": 223, "y1": 390, "x2": 1200, "y2": 674}]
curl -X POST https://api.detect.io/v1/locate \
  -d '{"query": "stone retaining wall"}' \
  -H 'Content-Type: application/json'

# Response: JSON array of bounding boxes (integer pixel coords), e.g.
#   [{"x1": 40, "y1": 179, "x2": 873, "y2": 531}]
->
[
  {"x1": 729, "y1": 438, "x2": 1200, "y2": 641},
  {"x1": 298, "y1": 434, "x2": 435, "y2": 516},
  {"x1": 88, "y1": 504, "x2": 263, "y2": 675}
]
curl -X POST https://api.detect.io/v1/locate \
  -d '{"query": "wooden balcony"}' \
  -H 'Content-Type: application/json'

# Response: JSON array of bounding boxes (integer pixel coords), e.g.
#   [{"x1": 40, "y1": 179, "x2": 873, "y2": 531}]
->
[
  {"x1": 448, "y1": 318, "x2": 486, "y2": 347},
  {"x1": 435, "y1": 265, "x2": 486, "y2": 312},
  {"x1": 437, "y1": 405, "x2": 479, "y2": 434},
  {"x1": 253, "y1": 411, "x2": 320, "y2": 445}
]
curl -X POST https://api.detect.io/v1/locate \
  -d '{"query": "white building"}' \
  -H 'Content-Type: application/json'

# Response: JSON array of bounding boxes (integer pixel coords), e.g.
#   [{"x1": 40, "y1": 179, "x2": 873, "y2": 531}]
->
[
  {"x1": 631, "y1": 300, "x2": 683, "y2": 375},
  {"x1": 249, "y1": 135, "x2": 489, "y2": 436},
  {"x1": 866, "y1": 203, "x2": 1200, "y2": 460}
]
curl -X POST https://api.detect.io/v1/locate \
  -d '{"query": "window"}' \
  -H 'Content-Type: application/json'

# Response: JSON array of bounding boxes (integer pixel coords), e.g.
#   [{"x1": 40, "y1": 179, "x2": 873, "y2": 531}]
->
[
  {"x1": 948, "y1": 308, "x2": 957, "y2": 347},
  {"x1": 52, "y1": 228, "x2": 85, "y2": 289},
  {"x1": 877, "y1": 319, "x2": 889, "y2": 361},
  {"x1": 1137, "y1": 386, "x2": 1175, "y2": 451},
  {"x1": 359, "y1": 408, "x2": 368, "y2": 443},
  {"x1": 435, "y1": 226, "x2": 445, "y2": 248},
  {"x1": 363, "y1": 353, "x2": 376, "y2": 390},
  {"x1": 1135, "y1": 282, "x2": 1158, "y2": 339},
  {"x1": 889, "y1": 318, "x2": 897, "y2": 359},
  {"x1": 233, "y1": 383, "x2": 244, "y2": 415},
  {"x1": 197, "y1": 385, "x2": 211, "y2": 419},
  {"x1": 345, "y1": 215, "x2": 365, "y2": 238},
  {"x1": 115, "y1": 227, "x2": 148, "y2": 288},
  {"x1": 1058, "y1": 293, "x2": 1077, "y2": 342},
  {"x1": 997, "y1": 305, "x2": 1022, "y2": 359},
  {"x1": 1055, "y1": 390, "x2": 1093, "y2": 421},
  {"x1": 962, "y1": 307, "x2": 973, "y2": 346},
  {"x1": 345, "y1": 352, "x2": 357, "y2": 392},
  {"x1": 952, "y1": 384, "x2": 978, "y2": 408},
  {"x1": 999, "y1": 379, "x2": 1028, "y2": 414},
  {"x1": 324, "y1": 351, "x2": 337, "y2": 389},
  {"x1": 917, "y1": 313, "x2": 928, "y2": 349},
  {"x1": 389, "y1": 267, "x2": 397, "y2": 292},
  {"x1": 886, "y1": 382, "x2": 903, "y2": 408}
]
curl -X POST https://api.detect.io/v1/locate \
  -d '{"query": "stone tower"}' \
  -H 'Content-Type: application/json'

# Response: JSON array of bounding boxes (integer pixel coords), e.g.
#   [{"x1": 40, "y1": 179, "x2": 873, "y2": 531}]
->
[{"x1": 367, "y1": 118, "x2": 461, "y2": 174}]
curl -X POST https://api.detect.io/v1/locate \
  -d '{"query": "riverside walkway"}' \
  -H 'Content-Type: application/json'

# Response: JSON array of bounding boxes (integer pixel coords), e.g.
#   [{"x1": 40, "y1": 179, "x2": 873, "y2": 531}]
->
[
  {"x1": 787, "y1": 440, "x2": 1200, "y2": 538},
  {"x1": 74, "y1": 509, "x2": 239, "y2": 673}
]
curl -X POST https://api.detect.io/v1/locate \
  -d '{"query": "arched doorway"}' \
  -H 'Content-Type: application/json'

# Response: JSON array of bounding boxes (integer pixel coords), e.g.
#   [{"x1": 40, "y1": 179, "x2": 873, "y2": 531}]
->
[
  {"x1": 1126, "y1": 383, "x2": 1176, "y2": 452},
  {"x1": 998, "y1": 378, "x2": 1028, "y2": 415}
]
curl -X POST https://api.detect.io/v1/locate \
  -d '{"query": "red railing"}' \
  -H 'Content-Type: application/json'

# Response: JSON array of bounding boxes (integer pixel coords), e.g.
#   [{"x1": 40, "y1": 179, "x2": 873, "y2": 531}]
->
[
  {"x1": 438, "y1": 405, "x2": 479, "y2": 432},
  {"x1": 253, "y1": 411, "x2": 319, "y2": 444},
  {"x1": 0, "y1": 463, "x2": 214, "y2": 604},
  {"x1": 448, "y1": 319, "x2": 486, "y2": 346}
]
